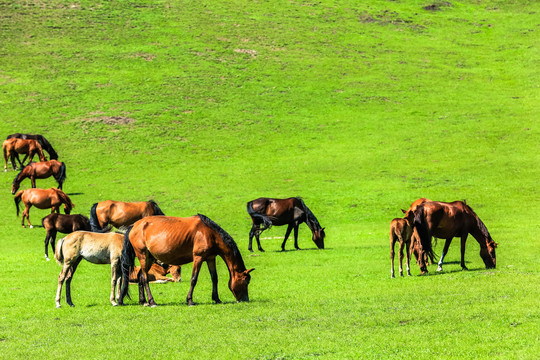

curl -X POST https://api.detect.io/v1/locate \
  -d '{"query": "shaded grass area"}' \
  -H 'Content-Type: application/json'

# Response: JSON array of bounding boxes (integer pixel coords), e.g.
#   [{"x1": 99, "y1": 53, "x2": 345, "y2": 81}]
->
[{"x1": 0, "y1": 0, "x2": 539, "y2": 359}]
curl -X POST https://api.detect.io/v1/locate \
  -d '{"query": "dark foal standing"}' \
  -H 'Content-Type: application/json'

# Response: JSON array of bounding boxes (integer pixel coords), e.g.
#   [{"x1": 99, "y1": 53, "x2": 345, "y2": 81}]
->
[{"x1": 246, "y1": 197, "x2": 325, "y2": 252}]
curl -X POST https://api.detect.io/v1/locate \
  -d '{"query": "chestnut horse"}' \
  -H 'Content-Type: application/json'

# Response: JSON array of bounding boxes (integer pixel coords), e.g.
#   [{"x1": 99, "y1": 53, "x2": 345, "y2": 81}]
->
[
  {"x1": 408, "y1": 201, "x2": 498, "y2": 273},
  {"x1": 11, "y1": 160, "x2": 66, "y2": 194},
  {"x1": 6, "y1": 133, "x2": 58, "y2": 160},
  {"x1": 129, "y1": 263, "x2": 182, "y2": 284},
  {"x1": 246, "y1": 197, "x2": 325, "y2": 252},
  {"x1": 54, "y1": 231, "x2": 124, "y2": 307},
  {"x1": 89, "y1": 200, "x2": 165, "y2": 231},
  {"x1": 119, "y1": 214, "x2": 254, "y2": 307},
  {"x1": 14, "y1": 188, "x2": 74, "y2": 228},
  {"x1": 41, "y1": 213, "x2": 111, "y2": 261},
  {"x1": 3, "y1": 138, "x2": 46, "y2": 171}
]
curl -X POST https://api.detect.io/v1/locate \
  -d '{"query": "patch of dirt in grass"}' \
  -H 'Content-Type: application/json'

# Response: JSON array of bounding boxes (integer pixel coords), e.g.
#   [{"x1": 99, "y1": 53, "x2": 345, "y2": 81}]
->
[
  {"x1": 423, "y1": 2, "x2": 453, "y2": 11},
  {"x1": 73, "y1": 116, "x2": 136, "y2": 125}
]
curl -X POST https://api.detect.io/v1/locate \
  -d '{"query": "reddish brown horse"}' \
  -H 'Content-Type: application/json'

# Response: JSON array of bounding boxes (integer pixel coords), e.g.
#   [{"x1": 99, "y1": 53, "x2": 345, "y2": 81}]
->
[
  {"x1": 407, "y1": 200, "x2": 498, "y2": 273},
  {"x1": 6, "y1": 133, "x2": 58, "y2": 160},
  {"x1": 11, "y1": 160, "x2": 66, "y2": 194},
  {"x1": 3, "y1": 138, "x2": 47, "y2": 171},
  {"x1": 41, "y1": 213, "x2": 111, "y2": 261},
  {"x1": 119, "y1": 214, "x2": 254, "y2": 307},
  {"x1": 129, "y1": 263, "x2": 182, "y2": 284},
  {"x1": 89, "y1": 200, "x2": 165, "y2": 231},
  {"x1": 14, "y1": 188, "x2": 74, "y2": 228},
  {"x1": 247, "y1": 197, "x2": 325, "y2": 252}
]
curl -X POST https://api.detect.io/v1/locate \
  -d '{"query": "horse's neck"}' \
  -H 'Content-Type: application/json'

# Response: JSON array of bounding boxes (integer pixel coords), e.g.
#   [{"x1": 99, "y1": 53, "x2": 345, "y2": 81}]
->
[{"x1": 219, "y1": 245, "x2": 246, "y2": 274}]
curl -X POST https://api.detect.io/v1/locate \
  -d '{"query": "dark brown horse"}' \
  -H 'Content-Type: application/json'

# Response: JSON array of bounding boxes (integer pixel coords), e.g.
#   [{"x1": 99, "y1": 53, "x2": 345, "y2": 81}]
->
[
  {"x1": 89, "y1": 200, "x2": 165, "y2": 231},
  {"x1": 6, "y1": 133, "x2": 58, "y2": 160},
  {"x1": 247, "y1": 197, "x2": 325, "y2": 252},
  {"x1": 408, "y1": 201, "x2": 498, "y2": 273},
  {"x1": 14, "y1": 188, "x2": 74, "y2": 228},
  {"x1": 11, "y1": 160, "x2": 66, "y2": 194},
  {"x1": 41, "y1": 213, "x2": 111, "y2": 261},
  {"x1": 3, "y1": 138, "x2": 46, "y2": 171},
  {"x1": 119, "y1": 214, "x2": 254, "y2": 307},
  {"x1": 129, "y1": 263, "x2": 182, "y2": 284}
]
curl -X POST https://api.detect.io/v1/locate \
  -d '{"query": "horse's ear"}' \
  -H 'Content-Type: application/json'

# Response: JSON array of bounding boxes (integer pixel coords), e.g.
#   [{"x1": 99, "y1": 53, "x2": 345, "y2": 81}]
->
[
  {"x1": 246, "y1": 268, "x2": 255, "y2": 274},
  {"x1": 401, "y1": 209, "x2": 406, "y2": 214},
  {"x1": 494, "y1": 242, "x2": 498, "y2": 248}
]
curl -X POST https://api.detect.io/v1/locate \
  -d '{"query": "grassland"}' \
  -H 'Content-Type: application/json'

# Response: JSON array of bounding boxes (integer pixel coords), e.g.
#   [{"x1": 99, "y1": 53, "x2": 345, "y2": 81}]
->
[{"x1": 0, "y1": 0, "x2": 539, "y2": 359}]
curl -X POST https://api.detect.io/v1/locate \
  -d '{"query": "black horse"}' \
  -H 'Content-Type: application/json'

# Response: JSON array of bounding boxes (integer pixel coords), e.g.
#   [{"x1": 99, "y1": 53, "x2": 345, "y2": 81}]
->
[
  {"x1": 6, "y1": 133, "x2": 58, "y2": 161},
  {"x1": 246, "y1": 197, "x2": 325, "y2": 252}
]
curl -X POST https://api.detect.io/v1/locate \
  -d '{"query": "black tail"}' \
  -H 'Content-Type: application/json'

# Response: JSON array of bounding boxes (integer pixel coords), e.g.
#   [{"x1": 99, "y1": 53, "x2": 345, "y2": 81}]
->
[
  {"x1": 247, "y1": 201, "x2": 272, "y2": 229},
  {"x1": 89, "y1": 203, "x2": 102, "y2": 232},
  {"x1": 14, "y1": 191, "x2": 23, "y2": 217},
  {"x1": 55, "y1": 162, "x2": 66, "y2": 189},
  {"x1": 149, "y1": 200, "x2": 165, "y2": 216},
  {"x1": 119, "y1": 225, "x2": 135, "y2": 304},
  {"x1": 413, "y1": 205, "x2": 436, "y2": 263}
]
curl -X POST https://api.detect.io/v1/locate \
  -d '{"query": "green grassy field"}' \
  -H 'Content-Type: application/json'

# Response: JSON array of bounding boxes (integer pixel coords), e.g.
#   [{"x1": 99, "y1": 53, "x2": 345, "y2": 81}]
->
[{"x1": 0, "y1": 0, "x2": 539, "y2": 358}]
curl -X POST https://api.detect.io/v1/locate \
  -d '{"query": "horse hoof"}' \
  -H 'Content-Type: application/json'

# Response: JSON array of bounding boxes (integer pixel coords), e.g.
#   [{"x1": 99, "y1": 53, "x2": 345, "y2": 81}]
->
[
  {"x1": 436, "y1": 266, "x2": 443, "y2": 272},
  {"x1": 46, "y1": 257, "x2": 50, "y2": 262},
  {"x1": 29, "y1": 225, "x2": 33, "y2": 229},
  {"x1": 56, "y1": 304, "x2": 61, "y2": 308},
  {"x1": 69, "y1": 304, "x2": 75, "y2": 307}
]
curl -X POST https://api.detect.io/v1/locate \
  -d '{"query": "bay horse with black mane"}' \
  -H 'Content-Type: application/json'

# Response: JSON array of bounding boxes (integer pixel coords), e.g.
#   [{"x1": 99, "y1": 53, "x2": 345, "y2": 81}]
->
[
  {"x1": 6, "y1": 133, "x2": 58, "y2": 160},
  {"x1": 407, "y1": 200, "x2": 498, "y2": 273},
  {"x1": 14, "y1": 188, "x2": 74, "y2": 228},
  {"x1": 11, "y1": 160, "x2": 66, "y2": 194},
  {"x1": 119, "y1": 214, "x2": 254, "y2": 307},
  {"x1": 3, "y1": 138, "x2": 47, "y2": 171},
  {"x1": 89, "y1": 200, "x2": 165, "y2": 231},
  {"x1": 41, "y1": 213, "x2": 111, "y2": 261},
  {"x1": 247, "y1": 197, "x2": 325, "y2": 252}
]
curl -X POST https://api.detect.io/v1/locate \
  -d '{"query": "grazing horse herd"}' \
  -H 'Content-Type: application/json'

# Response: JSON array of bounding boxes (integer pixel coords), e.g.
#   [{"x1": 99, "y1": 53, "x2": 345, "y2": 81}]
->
[{"x1": 3, "y1": 133, "x2": 498, "y2": 308}]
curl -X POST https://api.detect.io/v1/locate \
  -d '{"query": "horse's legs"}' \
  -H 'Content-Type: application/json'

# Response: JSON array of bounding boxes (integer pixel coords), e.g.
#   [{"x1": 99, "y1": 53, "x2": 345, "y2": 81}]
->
[
  {"x1": 281, "y1": 224, "x2": 294, "y2": 251},
  {"x1": 186, "y1": 256, "x2": 204, "y2": 306},
  {"x1": 65, "y1": 258, "x2": 82, "y2": 307},
  {"x1": 405, "y1": 237, "x2": 412, "y2": 276},
  {"x1": 437, "y1": 238, "x2": 453, "y2": 271},
  {"x1": 248, "y1": 223, "x2": 261, "y2": 252},
  {"x1": 22, "y1": 204, "x2": 32, "y2": 228},
  {"x1": 254, "y1": 224, "x2": 265, "y2": 252},
  {"x1": 397, "y1": 235, "x2": 405, "y2": 277},
  {"x1": 206, "y1": 258, "x2": 222, "y2": 304},
  {"x1": 138, "y1": 255, "x2": 157, "y2": 306},
  {"x1": 110, "y1": 259, "x2": 120, "y2": 306},
  {"x1": 293, "y1": 224, "x2": 300, "y2": 250},
  {"x1": 460, "y1": 235, "x2": 469, "y2": 270},
  {"x1": 55, "y1": 263, "x2": 70, "y2": 308},
  {"x1": 44, "y1": 229, "x2": 57, "y2": 261},
  {"x1": 390, "y1": 231, "x2": 396, "y2": 278},
  {"x1": 30, "y1": 176, "x2": 36, "y2": 188}
]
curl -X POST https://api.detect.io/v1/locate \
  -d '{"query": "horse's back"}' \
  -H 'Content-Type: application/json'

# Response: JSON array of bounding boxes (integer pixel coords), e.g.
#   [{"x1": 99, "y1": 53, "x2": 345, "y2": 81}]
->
[
  {"x1": 74, "y1": 231, "x2": 124, "y2": 264},
  {"x1": 130, "y1": 216, "x2": 203, "y2": 265}
]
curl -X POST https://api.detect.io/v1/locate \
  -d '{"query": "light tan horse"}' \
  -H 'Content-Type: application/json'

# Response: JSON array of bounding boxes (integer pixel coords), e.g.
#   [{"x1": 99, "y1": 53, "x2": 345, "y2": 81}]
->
[
  {"x1": 3, "y1": 138, "x2": 46, "y2": 171},
  {"x1": 14, "y1": 188, "x2": 74, "y2": 228},
  {"x1": 54, "y1": 231, "x2": 124, "y2": 308}
]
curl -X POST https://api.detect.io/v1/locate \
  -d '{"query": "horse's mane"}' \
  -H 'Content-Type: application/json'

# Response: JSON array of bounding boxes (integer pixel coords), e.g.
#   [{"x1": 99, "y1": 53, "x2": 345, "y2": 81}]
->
[
  {"x1": 464, "y1": 203, "x2": 493, "y2": 243},
  {"x1": 12, "y1": 165, "x2": 28, "y2": 185},
  {"x1": 197, "y1": 214, "x2": 246, "y2": 270},
  {"x1": 296, "y1": 197, "x2": 321, "y2": 230}
]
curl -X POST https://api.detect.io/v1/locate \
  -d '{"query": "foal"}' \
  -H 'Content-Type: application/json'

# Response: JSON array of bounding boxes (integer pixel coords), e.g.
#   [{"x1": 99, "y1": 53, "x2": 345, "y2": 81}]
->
[{"x1": 54, "y1": 231, "x2": 124, "y2": 308}]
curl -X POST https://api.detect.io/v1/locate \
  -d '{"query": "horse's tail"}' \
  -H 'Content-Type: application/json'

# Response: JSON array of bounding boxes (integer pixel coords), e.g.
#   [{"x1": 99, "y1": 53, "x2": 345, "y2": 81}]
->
[
  {"x1": 148, "y1": 200, "x2": 165, "y2": 216},
  {"x1": 413, "y1": 206, "x2": 436, "y2": 263},
  {"x1": 89, "y1": 203, "x2": 103, "y2": 232},
  {"x1": 3, "y1": 140, "x2": 8, "y2": 163},
  {"x1": 119, "y1": 225, "x2": 135, "y2": 303},
  {"x1": 54, "y1": 237, "x2": 66, "y2": 265},
  {"x1": 246, "y1": 201, "x2": 272, "y2": 229},
  {"x1": 14, "y1": 190, "x2": 23, "y2": 217},
  {"x1": 55, "y1": 162, "x2": 67, "y2": 188}
]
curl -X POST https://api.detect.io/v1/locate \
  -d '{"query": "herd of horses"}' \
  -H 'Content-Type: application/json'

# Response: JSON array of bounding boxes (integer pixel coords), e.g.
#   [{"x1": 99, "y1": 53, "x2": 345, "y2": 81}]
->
[{"x1": 3, "y1": 133, "x2": 498, "y2": 308}]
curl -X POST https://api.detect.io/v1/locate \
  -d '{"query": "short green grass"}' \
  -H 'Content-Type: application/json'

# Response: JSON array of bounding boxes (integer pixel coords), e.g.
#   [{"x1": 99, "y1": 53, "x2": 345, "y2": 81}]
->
[{"x1": 0, "y1": 0, "x2": 538, "y2": 359}]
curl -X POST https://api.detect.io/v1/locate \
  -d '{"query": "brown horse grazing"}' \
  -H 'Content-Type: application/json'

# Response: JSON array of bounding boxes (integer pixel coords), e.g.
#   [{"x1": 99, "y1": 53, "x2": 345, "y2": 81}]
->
[
  {"x1": 6, "y1": 133, "x2": 58, "y2": 160},
  {"x1": 41, "y1": 213, "x2": 111, "y2": 261},
  {"x1": 247, "y1": 197, "x2": 325, "y2": 252},
  {"x1": 408, "y1": 201, "x2": 498, "y2": 273},
  {"x1": 3, "y1": 138, "x2": 47, "y2": 171},
  {"x1": 14, "y1": 188, "x2": 74, "y2": 228},
  {"x1": 129, "y1": 263, "x2": 182, "y2": 284},
  {"x1": 89, "y1": 200, "x2": 165, "y2": 231},
  {"x1": 54, "y1": 231, "x2": 124, "y2": 308},
  {"x1": 11, "y1": 160, "x2": 66, "y2": 194},
  {"x1": 118, "y1": 214, "x2": 254, "y2": 307}
]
